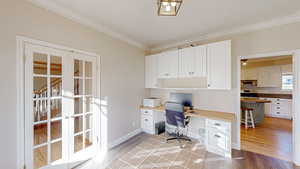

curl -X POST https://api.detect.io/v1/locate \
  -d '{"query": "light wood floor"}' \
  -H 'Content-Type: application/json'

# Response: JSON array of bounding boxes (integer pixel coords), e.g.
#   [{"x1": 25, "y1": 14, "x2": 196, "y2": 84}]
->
[
  {"x1": 241, "y1": 117, "x2": 292, "y2": 161},
  {"x1": 79, "y1": 133, "x2": 299, "y2": 169}
]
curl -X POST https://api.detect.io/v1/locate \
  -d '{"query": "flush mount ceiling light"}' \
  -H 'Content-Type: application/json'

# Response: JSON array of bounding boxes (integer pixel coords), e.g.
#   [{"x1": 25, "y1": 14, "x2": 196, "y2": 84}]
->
[
  {"x1": 241, "y1": 59, "x2": 248, "y2": 66},
  {"x1": 157, "y1": 0, "x2": 183, "y2": 16}
]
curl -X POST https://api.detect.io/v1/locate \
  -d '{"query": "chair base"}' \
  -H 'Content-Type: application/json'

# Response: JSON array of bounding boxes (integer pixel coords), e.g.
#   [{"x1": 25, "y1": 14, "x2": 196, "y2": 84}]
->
[{"x1": 166, "y1": 133, "x2": 192, "y2": 147}]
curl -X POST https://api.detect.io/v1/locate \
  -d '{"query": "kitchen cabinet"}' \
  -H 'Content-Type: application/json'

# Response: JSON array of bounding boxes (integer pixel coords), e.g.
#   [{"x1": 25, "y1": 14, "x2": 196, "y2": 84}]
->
[
  {"x1": 157, "y1": 50, "x2": 179, "y2": 79},
  {"x1": 257, "y1": 66, "x2": 281, "y2": 87},
  {"x1": 242, "y1": 68, "x2": 258, "y2": 80},
  {"x1": 261, "y1": 97, "x2": 292, "y2": 119},
  {"x1": 271, "y1": 98, "x2": 292, "y2": 119},
  {"x1": 145, "y1": 54, "x2": 158, "y2": 88},
  {"x1": 179, "y1": 45, "x2": 207, "y2": 78},
  {"x1": 207, "y1": 40, "x2": 231, "y2": 89}
]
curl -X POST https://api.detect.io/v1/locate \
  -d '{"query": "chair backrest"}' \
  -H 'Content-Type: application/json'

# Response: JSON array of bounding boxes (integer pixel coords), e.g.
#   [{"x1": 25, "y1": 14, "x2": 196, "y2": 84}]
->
[{"x1": 165, "y1": 102, "x2": 185, "y2": 128}]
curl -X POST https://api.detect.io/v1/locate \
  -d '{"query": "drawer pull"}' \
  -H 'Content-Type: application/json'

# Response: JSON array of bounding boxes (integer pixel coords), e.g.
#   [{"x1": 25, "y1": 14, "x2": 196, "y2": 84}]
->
[
  {"x1": 145, "y1": 111, "x2": 148, "y2": 114},
  {"x1": 214, "y1": 134, "x2": 221, "y2": 138},
  {"x1": 277, "y1": 112, "x2": 280, "y2": 114},
  {"x1": 214, "y1": 123, "x2": 221, "y2": 126},
  {"x1": 145, "y1": 119, "x2": 148, "y2": 122}
]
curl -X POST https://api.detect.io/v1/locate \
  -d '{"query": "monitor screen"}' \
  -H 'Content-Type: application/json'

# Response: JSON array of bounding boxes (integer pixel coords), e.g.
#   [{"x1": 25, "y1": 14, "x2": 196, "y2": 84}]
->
[{"x1": 169, "y1": 93, "x2": 193, "y2": 107}]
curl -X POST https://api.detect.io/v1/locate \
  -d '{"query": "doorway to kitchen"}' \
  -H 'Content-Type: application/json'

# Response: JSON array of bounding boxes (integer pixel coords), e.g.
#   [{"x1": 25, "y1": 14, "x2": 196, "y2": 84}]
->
[
  {"x1": 17, "y1": 37, "x2": 101, "y2": 169},
  {"x1": 237, "y1": 50, "x2": 300, "y2": 164}
]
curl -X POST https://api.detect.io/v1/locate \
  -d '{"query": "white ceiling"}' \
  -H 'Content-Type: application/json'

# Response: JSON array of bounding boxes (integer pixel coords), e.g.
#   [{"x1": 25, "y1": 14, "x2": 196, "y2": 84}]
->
[{"x1": 30, "y1": 0, "x2": 300, "y2": 49}]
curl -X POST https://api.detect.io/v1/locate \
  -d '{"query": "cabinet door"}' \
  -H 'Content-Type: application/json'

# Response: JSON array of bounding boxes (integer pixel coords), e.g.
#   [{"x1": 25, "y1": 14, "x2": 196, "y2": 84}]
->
[
  {"x1": 157, "y1": 52, "x2": 169, "y2": 78},
  {"x1": 145, "y1": 54, "x2": 158, "y2": 88},
  {"x1": 166, "y1": 50, "x2": 179, "y2": 78},
  {"x1": 195, "y1": 45, "x2": 207, "y2": 77},
  {"x1": 179, "y1": 47, "x2": 195, "y2": 78},
  {"x1": 258, "y1": 66, "x2": 281, "y2": 87},
  {"x1": 244, "y1": 68, "x2": 258, "y2": 80},
  {"x1": 207, "y1": 40, "x2": 231, "y2": 89},
  {"x1": 262, "y1": 98, "x2": 272, "y2": 116}
]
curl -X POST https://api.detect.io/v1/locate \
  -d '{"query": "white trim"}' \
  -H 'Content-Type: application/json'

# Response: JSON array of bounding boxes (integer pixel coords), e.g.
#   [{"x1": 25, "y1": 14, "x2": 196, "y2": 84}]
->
[
  {"x1": 108, "y1": 128, "x2": 142, "y2": 149},
  {"x1": 17, "y1": 36, "x2": 99, "y2": 57},
  {"x1": 236, "y1": 56, "x2": 241, "y2": 150},
  {"x1": 26, "y1": 0, "x2": 146, "y2": 50},
  {"x1": 237, "y1": 49, "x2": 300, "y2": 166},
  {"x1": 16, "y1": 36, "x2": 102, "y2": 169},
  {"x1": 16, "y1": 36, "x2": 25, "y2": 169},
  {"x1": 293, "y1": 51, "x2": 300, "y2": 166},
  {"x1": 232, "y1": 143, "x2": 240, "y2": 150},
  {"x1": 152, "y1": 12, "x2": 300, "y2": 51},
  {"x1": 240, "y1": 50, "x2": 296, "y2": 59}
]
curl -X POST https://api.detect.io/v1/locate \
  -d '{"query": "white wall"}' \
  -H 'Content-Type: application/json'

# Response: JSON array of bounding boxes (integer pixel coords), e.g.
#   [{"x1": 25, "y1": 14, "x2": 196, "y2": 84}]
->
[
  {"x1": 0, "y1": 1, "x2": 145, "y2": 169},
  {"x1": 149, "y1": 21, "x2": 300, "y2": 148}
]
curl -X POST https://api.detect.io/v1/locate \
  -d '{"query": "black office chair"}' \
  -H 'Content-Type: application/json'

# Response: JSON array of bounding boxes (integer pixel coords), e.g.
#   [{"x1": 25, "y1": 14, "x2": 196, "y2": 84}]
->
[{"x1": 165, "y1": 102, "x2": 192, "y2": 146}]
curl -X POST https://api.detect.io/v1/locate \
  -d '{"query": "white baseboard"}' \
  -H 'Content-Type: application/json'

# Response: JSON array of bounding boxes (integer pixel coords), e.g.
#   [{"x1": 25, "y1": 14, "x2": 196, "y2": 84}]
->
[
  {"x1": 232, "y1": 142, "x2": 240, "y2": 150},
  {"x1": 108, "y1": 128, "x2": 142, "y2": 149}
]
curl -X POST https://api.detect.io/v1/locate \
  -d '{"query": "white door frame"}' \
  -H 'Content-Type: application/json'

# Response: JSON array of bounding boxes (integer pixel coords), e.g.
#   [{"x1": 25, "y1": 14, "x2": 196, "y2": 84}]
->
[
  {"x1": 237, "y1": 49, "x2": 300, "y2": 165},
  {"x1": 16, "y1": 36, "x2": 102, "y2": 169}
]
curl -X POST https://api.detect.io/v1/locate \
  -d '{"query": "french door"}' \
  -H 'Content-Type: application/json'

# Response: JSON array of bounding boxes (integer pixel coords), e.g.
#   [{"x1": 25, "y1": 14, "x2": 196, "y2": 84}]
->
[{"x1": 24, "y1": 44, "x2": 99, "y2": 169}]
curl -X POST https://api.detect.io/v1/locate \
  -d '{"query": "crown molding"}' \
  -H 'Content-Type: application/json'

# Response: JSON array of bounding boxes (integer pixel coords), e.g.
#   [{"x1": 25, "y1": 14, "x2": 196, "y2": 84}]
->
[
  {"x1": 27, "y1": 0, "x2": 147, "y2": 49},
  {"x1": 151, "y1": 11, "x2": 300, "y2": 51}
]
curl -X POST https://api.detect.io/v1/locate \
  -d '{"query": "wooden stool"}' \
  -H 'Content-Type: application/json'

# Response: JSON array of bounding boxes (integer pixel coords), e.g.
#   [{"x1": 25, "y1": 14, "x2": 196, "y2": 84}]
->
[{"x1": 241, "y1": 107, "x2": 255, "y2": 129}]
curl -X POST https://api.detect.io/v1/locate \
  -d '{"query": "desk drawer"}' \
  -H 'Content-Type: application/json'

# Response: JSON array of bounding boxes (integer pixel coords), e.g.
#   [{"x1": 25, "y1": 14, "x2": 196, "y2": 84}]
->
[
  {"x1": 141, "y1": 115, "x2": 154, "y2": 128},
  {"x1": 141, "y1": 115, "x2": 154, "y2": 134},
  {"x1": 141, "y1": 109, "x2": 154, "y2": 116},
  {"x1": 206, "y1": 119, "x2": 230, "y2": 133},
  {"x1": 206, "y1": 128, "x2": 231, "y2": 157}
]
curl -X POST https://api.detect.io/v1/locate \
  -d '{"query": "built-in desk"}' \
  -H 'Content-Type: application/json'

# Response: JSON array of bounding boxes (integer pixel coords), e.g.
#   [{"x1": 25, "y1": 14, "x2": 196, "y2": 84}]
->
[
  {"x1": 140, "y1": 105, "x2": 235, "y2": 158},
  {"x1": 140, "y1": 106, "x2": 235, "y2": 122}
]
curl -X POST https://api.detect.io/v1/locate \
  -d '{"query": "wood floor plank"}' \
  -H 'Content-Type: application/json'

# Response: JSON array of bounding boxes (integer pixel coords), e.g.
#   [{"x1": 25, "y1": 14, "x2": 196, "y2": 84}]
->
[{"x1": 241, "y1": 117, "x2": 292, "y2": 161}]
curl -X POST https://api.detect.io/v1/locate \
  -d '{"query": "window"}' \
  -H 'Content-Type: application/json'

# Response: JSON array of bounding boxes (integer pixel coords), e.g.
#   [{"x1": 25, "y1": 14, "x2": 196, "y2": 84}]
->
[{"x1": 282, "y1": 73, "x2": 293, "y2": 90}]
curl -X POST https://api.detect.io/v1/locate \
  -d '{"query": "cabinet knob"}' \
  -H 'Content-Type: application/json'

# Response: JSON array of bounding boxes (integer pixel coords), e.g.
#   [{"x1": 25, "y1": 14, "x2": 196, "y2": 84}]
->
[{"x1": 208, "y1": 84, "x2": 211, "y2": 87}]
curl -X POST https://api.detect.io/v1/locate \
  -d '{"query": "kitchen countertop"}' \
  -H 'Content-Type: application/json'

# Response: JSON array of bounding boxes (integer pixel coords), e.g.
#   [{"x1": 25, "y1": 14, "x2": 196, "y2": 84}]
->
[
  {"x1": 241, "y1": 98, "x2": 272, "y2": 103},
  {"x1": 140, "y1": 106, "x2": 235, "y2": 122},
  {"x1": 241, "y1": 93, "x2": 292, "y2": 99}
]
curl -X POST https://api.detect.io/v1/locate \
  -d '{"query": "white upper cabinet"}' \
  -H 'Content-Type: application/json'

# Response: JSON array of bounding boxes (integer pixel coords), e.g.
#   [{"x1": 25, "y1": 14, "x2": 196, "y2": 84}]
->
[
  {"x1": 145, "y1": 40, "x2": 231, "y2": 89},
  {"x1": 179, "y1": 45, "x2": 207, "y2": 78},
  {"x1": 207, "y1": 40, "x2": 231, "y2": 90},
  {"x1": 179, "y1": 47, "x2": 195, "y2": 77},
  {"x1": 158, "y1": 50, "x2": 179, "y2": 79},
  {"x1": 195, "y1": 45, "x2": 207, "y2": 77},
  {"x1": 257, "y1": 66, "x2": 281, "y2": 87},
  {"x1": 145, "y1": 54, "x2": 158, "y2": 88}
]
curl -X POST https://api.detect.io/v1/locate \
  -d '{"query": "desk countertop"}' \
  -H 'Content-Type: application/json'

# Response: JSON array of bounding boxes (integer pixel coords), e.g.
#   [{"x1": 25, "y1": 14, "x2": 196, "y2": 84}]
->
[{"x1": 140, "y1": 106, "x2": 235, "y2": 122}]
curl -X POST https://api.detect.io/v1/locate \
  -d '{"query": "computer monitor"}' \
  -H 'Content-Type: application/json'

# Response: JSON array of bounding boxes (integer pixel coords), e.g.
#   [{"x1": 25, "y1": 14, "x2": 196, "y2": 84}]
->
[{"x1": 169, "y1": 93, "x2": 193, "y2": 107}]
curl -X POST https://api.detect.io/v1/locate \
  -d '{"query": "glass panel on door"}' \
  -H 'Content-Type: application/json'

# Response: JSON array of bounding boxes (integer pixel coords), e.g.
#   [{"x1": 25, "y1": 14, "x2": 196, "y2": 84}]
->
[
  {"x1": 71, "y1": 59, "x2": 95, "y2": 157},
  {"x1": 32, "y1": 51, "x2": 64, "y2": 169}
]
